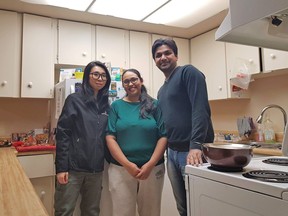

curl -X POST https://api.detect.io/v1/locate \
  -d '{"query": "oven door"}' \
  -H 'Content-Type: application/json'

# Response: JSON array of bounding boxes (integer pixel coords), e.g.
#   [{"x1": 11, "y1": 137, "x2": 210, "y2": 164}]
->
[{"x1": 185, "y1": 174, "x2": 288, "y2": 216}]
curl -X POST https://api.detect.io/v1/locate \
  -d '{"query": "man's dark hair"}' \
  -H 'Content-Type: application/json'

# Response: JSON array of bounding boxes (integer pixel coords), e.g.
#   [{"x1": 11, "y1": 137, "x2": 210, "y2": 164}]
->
[{"x1": 151, "y1": 38, "x2": 178, "y2": 59}]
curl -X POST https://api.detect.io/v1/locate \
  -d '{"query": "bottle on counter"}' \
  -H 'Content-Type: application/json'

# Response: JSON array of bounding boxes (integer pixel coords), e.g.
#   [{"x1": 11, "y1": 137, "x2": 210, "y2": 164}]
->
[
  {"x1": 263, "y1": 114, "x2": 276, "y2": 143},
  {"x1": 256, "y1": 123, "x2": 264, "y2": 142}
]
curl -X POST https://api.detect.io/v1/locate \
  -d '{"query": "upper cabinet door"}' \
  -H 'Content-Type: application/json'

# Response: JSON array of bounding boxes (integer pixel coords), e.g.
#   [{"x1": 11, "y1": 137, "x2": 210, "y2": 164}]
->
[
  {"x1": 173, "y1": 37, "x2": 190, "y2": 66},
  {"x1": 0, "y1": 10, "x2": 21, "y2": 98},
  {"x1": 96, "y1": 26, "x2": 129, "y2": 68},
  {"x1": 129, "y1": 31, "x2": 152, "y2": 94},
  {"x1": 151, "y1": 34, "x2": 167, "y2": 98},
  {"x1": 226, "y1": 43, "x2": 260, "y2": 79},
  {"x1": 262, "y1": 48, "x2": 288, "y2": 72},
  {"x1": 22, "y1": 14, "x2": 56, "y2": 98},
  {"x1": 190, "y1": 29, "x2": 228, "y2": 100},
  {"x1": 58, "y1": 20, "x2": 95, "y2": 65}
]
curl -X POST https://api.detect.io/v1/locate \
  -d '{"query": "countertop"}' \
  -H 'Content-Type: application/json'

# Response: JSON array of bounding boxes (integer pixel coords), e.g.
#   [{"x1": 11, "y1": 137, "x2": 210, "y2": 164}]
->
[
  {"x1": 213, "y1": 141, "x2": 283, "y2": 156},
  {"x1": 252, "y1": 147, "x2": 282, "y2": 156},
  {"x1": 0, "y1": 147, "x2": 50, "y2": 216}
]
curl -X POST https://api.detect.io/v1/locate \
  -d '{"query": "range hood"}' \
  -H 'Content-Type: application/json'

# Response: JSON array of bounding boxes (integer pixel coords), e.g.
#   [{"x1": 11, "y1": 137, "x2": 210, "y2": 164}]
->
[{"x1": 215, "y1": 0, "x2": 288, "y2": 51}]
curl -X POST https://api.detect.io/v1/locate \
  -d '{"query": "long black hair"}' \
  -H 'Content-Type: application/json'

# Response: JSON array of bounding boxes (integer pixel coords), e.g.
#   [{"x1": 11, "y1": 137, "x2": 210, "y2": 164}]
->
[
  {"x1": 122, "y1": 68, "x2": 155, "y2": 119},
  {"x1": 82, "y1": 61, "x2": 111, "y2": 113}
]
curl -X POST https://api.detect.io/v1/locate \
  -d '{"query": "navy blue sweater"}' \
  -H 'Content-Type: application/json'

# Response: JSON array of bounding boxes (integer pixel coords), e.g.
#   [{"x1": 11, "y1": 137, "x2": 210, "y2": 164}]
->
[{"x1": 157, "y1": 65, "x2": 214, "y2": 151}]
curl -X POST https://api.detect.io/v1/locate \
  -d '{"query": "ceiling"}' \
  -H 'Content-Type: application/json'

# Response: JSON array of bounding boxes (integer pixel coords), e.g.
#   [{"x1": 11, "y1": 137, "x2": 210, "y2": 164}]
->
[{"x1": 0, "y1": 0, "x2": 229, "y2": 39}]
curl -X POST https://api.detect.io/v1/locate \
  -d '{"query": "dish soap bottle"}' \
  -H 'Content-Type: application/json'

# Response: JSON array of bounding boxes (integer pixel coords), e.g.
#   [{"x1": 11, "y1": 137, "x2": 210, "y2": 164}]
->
[
  {"x1": 263, "y1": 114, "x2": 276, "y2": 143},
  {"x1": 256, "y1": 123, "x2": 264, "y2": 142}
]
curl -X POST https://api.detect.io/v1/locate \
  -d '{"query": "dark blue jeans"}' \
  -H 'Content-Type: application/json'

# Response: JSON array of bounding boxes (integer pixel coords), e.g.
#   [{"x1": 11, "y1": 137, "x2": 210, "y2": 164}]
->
[{"x1": 167, "y1": 148, "x2": 188, "y2": 216}]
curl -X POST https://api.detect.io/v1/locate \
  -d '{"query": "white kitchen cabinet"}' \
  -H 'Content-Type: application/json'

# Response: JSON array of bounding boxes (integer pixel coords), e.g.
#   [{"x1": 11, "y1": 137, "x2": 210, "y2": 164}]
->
[
  {"x1": 0, "y1": 10, "x2": 21, "y2": 97},
  {"x1": 18, "y1": 153, "x2": 55, "y2": 216},
  {"x1": 261, "y1": 48, "x2": 288, "y2": 72},
  {"x1": 129, "y1": 31, "x2": 152, "y2": 94},
  {"x1": 96, "y1": 26, "x2": 129, "y2": 68},
  {"x1": 190, "y1": 29, "x2": 228, "y2": 100},
  {"x1": 226, "y1": 43, "x2": 261, "y2": 78},
  {"x1": 190, "y1": 29, "x2": 252, "y2": 100},
  {"x1": 151, "y1": 34, "x2": 168, "y2": 98},
  {"x1": 173, "y1": 37, "x2": 190, "y2": 66},
  {"x1": 58, "y1": 20, "x2": 95, "y2": 65},
  {"x1": 22, "y1": 14, "x2": 56, "y2": 98}
]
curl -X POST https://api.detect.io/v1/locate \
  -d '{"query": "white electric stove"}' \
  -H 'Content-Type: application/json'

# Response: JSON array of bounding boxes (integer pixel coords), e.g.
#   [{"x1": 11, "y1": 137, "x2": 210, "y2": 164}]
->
[{"x1": 185, "y1": 156, "x2": 288, "y2": 216}]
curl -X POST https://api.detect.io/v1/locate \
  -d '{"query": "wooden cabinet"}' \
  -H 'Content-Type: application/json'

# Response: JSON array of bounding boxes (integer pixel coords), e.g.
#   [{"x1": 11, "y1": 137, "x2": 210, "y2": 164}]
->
[
  {"x1": 129, "y1": 31, "x2": 152, "y2": 94},
  {"x1": 151, "y1": 34, "x2": 167, "y2": 98},
  {"x1": 22, "y1": 14, "x2": 56, "y2": 98},
  {"x1": 58, "y1": 20, "x2": 95, "y2": 65},
  {"x1": 190, "y1": 29, "x2": 228, "y2": 100},
  {"x1": 18, "y1": 153, "x2": 55, "y2": 216},
  {"x1": 0, "y1": 10, "x2": 21, "y2": 98},
  {"x1": 226, "y1": 43, "x2": 260, "y2": 78},
  {"x1": 190, "y1": 29, "x2": 255, "y2": 100},
  {"x1": 262, "y1": 48, "x2": 288, "y2": 72},
  {"x1": 173, "y1": 37, "x2": 190, "y2": 66},
  {"x1": 96, "y1": 26, "x2": 129, "y2": 68}
]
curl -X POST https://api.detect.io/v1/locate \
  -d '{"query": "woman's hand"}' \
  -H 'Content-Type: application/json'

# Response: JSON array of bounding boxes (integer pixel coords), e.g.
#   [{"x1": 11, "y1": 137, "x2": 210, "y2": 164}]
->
[
  {"x1": 136, "y1": 162, "x2": 153, "y2": 180},
  {"x1": 124, "y1": 162, "x2": 141, "y2": 178},
  {"x1": 56, "y1": 172, "x2": 69, "y2": 184}
]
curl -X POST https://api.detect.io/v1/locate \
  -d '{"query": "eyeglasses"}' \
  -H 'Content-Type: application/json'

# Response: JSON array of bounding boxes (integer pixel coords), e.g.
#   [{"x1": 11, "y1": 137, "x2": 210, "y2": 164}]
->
[
  {"x1": 90, "y1": 72, "x2": 107, "y2": 81},
  {"x1": 122, "y1": 77, "x2": 139, "y2": 86}
]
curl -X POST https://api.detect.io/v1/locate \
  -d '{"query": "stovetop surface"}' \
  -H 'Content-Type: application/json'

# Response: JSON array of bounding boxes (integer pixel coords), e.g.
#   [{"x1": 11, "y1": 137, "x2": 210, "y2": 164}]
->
[{"x1": 185, "y1": 156, "x2": 288, "y2": 198}]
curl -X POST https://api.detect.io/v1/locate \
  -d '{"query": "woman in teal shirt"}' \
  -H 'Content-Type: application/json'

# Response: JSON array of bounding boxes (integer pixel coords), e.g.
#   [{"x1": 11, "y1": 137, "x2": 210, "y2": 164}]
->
[{"x1": 106, "y1": 68, "x2": 167, "y2": 216}]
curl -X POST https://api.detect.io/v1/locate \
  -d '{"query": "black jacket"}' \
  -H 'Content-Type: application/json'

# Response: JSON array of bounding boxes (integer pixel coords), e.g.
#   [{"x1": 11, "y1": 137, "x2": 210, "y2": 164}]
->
[{"x1": 55, "y1": 92, "x2": 108, "y2": 174}]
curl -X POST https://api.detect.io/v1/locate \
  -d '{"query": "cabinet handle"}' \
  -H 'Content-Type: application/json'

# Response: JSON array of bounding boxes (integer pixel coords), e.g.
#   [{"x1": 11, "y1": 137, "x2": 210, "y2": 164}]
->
[
  {"x1": 27, "y1": 82, "x2": 33, "y2": 88},
  {"x1": 270, "y1": 53, "x2": 276, "y2": 59},
  {"x1": 101, "y1": 54, "x2": 106, "y2": 59},
  {"x1": 218, "y1": 86, "x2": 222, "y2": 91},
  {"x1": 82, "y1": 52, "x2": 87, "y2": 57},
  {"x1": 1, "y1": 80, "x2": 7, "y2": 86},
  {"x1": 40, "y1": 190, "x2": 46, "y2": 200},
  {"x1": 248, "y1": 59, "x2": 253, "y2": 63}
]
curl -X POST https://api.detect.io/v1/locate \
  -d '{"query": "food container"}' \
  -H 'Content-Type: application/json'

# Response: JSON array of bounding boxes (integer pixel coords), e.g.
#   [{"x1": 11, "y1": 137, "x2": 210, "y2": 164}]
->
[
  {"x1": 74, "y1": 72, "x2": 84, "y2": 80},
  {"x1": 202, "y1": 143, "x2": 253, "y2": 170}
]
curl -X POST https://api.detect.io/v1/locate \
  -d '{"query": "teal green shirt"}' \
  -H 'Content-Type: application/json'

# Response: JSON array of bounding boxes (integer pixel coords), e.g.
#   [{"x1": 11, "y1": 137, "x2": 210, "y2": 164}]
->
[{"x1": 107, "y1": 99, "x2": 166, "y2": 167}]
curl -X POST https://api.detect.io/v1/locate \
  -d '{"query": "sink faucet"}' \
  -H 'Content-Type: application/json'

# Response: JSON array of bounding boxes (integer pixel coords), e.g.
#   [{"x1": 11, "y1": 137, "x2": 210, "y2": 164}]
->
[
  {"x1": 256, "y1": 104, "x2": 287, "y2": 130},
  {"x1": 256, "y1": 104, "x2": 288, "y2": 156}
]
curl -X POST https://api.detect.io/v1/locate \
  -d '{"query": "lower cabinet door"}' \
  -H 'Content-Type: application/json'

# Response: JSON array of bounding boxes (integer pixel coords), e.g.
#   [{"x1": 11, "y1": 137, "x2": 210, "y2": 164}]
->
[{"x1": 30, "y1": 176, "x2": 55, "y2": 216}]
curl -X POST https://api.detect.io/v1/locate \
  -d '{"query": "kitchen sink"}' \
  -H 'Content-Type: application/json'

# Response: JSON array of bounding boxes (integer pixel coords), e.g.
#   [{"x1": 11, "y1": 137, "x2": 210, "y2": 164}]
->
[{"x1": 237, "y1": 141, "x2": 282, "y2": 150}]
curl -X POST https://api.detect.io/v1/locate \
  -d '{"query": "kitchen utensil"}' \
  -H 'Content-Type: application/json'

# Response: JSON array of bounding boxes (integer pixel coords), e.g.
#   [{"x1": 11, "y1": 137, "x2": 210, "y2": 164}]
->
[{"x1": 202, "y1": 143, "x2": 253, "y2": 170}]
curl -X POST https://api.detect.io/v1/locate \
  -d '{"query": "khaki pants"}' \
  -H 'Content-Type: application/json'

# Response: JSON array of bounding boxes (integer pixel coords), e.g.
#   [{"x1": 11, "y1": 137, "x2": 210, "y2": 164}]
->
[
  {"x1": 54, "y1": 171, "x2": 103, "y2": 216},
  {"x1": 108, "y1": 163, "x2": 165, "y2": 216}
]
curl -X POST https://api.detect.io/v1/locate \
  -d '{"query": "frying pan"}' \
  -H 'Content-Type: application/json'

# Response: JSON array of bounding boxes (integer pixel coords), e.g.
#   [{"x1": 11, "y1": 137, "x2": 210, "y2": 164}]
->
[{"x1": 202, "y1": 143, "x2": 253, "y2": 169}]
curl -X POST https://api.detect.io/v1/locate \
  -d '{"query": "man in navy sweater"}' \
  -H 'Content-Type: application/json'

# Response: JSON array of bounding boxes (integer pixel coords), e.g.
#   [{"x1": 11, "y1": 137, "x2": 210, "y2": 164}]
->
[{"x1": 152, "y1": 38, "x2": 214, "y2": 216}]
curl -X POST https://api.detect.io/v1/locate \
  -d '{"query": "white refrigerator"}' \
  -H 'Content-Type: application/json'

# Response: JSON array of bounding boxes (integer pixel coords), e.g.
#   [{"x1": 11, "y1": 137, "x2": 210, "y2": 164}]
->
[{"x1": 54, "y1": 78, "x2": 82, "y2": 119}]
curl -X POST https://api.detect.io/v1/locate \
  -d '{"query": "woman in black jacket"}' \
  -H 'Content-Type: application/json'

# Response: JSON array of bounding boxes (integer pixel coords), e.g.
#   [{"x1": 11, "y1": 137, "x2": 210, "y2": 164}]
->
[{"x1": 54, "y1": 61, "x2": 111, "y2": 216}]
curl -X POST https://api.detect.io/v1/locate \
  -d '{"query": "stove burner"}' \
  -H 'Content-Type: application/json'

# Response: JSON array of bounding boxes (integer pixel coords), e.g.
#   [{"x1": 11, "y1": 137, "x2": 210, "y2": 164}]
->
[
  {"x1": 243, "y1": 170, "x2": 288, "y2": 182},
  {"x1": 208, "y1": 165, "x2": 243, "y2": 172},
  {"x1": 262, "y1": 158, "x2": 288, "y2": 166}
]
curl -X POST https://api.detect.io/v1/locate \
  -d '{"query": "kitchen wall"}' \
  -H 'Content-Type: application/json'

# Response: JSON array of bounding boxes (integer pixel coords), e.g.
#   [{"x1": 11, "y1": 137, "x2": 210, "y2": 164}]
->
[
  {"x1": 210, "y1": 71, "x2": 288, "y2": 133},
  {"x1": 0, "y1": 98, "x2": 51, "y2": 137}
]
